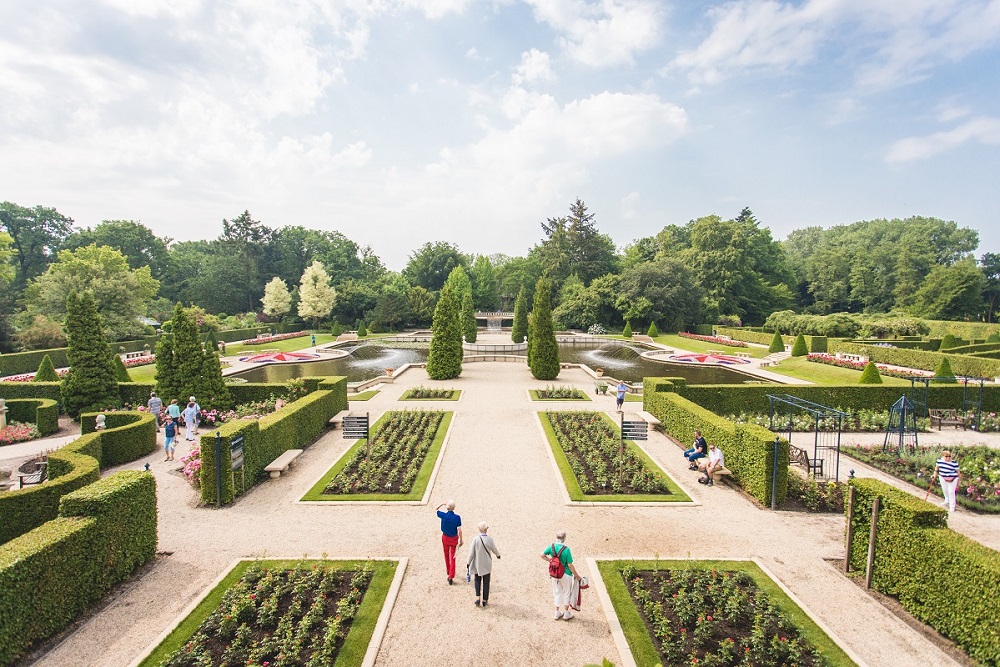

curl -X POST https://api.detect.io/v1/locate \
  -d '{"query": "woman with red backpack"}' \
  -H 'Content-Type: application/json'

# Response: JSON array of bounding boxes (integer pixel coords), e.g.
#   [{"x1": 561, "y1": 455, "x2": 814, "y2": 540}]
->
[{"x1": 540, "y1": 530, "x2": 582, "y2": 620}]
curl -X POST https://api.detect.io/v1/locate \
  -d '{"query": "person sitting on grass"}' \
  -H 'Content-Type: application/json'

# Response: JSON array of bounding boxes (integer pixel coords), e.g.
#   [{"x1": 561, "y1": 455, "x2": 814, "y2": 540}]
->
[
  {"x1": 683, "y1": 430, "x2": 708, "y2": 469},
  {"x1": 699, "y1": 443, "x2": 725, "y2": 486}
]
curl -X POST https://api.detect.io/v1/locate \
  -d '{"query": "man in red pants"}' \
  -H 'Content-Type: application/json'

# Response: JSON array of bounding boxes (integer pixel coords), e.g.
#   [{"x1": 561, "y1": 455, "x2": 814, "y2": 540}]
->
[{"x1": 435, "y1": 500, "x2": 463, "y2": 584}]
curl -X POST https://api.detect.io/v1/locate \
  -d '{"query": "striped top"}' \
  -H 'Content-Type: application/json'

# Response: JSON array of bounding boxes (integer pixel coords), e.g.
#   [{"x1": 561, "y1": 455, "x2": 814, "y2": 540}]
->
[{"x1": 936, "y1": 458, "x2": 960, "y2": 481}]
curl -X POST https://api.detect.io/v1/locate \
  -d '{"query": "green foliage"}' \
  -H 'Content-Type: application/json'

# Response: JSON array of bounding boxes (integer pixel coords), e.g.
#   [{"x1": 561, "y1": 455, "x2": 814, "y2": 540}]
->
[
  {"x1": 847, "y1": 479, "x2": 1000, "y2": 665},
  {"x1": 357, "y1": 320, "x2": 367, "y2": 337},
  {"x1": 511, "y1": 287, "x2": 528, "y2": 343},
  {"x1": 622, "y1": 321, "x2": 632, "y2": 338},
  {"x1": 988, "y1": 332, "x2": 1000, "y2": 344},
  {"x1": 426, "y1": 284, "x2": 463, "y2": 380},
  {"x1": 155, "y1": 304, "x2": 231, "y2": 409},
  {"x1": 858, "y1": 361, "x2": 883, "y2": 384},
  {"x1": 4, "y1": 399, "x2": 58, "y2": 436},
  {"x1": 646, "y1": 322, "x2": 659, "y2": 337},
  {"x1": 938, "y1": 334, "x2": 959, "y2": 351},
  {"x1": 528, "y1": 277, "x2": 560, "y2": 381},
  {"x1": 61, "y1": 291, "x2": 119, "y2": 418},
  {"x1": 112, "y1": 355, "x2": 132, "y2": 382},
  {"x1": 461, "y1": 290, "x2": 477, "y2": 343},
  {"x1": 0, "y1": 347, "x2": 69, "y2": 377},
  {"x1": 828, "y1": 340, "x2": 1000, "y2": 378},
  {"x1": 205, "y1": 329, "x2": 218, "y2": 351},
  {"x1": 32, "y1": 354, "x2": 59, "y2": 382},
  {"x1": 330, "y1": 320, "x2": 343, "y2": 337},
  {"x1": 0, "y1": 381, "x2": 61, "y2": 403},
  {"x1": 933, "y1": 356, "x2": 955, "y2": 381},
  {"x1": 790, "y1": 333, "x2": 808, "y2": 356},
  {"x1": 768, "y1": 330, "x2": 785, "y2": 353}
]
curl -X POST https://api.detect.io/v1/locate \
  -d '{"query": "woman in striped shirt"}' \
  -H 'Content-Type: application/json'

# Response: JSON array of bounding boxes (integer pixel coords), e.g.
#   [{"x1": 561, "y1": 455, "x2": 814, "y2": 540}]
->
[{"x1": 932, "y1": 450, "x2": 961, "y2": 512}]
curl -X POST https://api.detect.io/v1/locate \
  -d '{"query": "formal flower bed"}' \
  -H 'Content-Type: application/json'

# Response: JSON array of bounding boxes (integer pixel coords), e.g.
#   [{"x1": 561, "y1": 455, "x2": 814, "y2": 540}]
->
[
  {"x1": 844, "y1": 443, "x2": 1000, "y2": 512},
  {"x1": 806, "y1": 353, "x2": 933, "y2": 379},
  {"x1": 323, "y1": 410, "x2": 445, "y2": 495},
  {"x1": 545, "y1": 411, "x2": 668, "y2": 495},
  {"x1": 123, "y1": 354, "x2": 156, "y2": 367},
  {"x1": 2, "y1": 369, "x2": 69, "y2": 382},
  {"x1": 0, "y1": 421, "x2": 41, "y2": 446},
  {"x1": 678, "y1": 332, "x2": 749, "y2": 348},
  {"x1": 784, "y1": 475, "x2": 845, "y2": 513},
  {"x1": 533, "y1": 385, "x2": 589, "y2": 400},
  {"x1": 619, "y1": 565, "x2": 833, "y2": 666},
  {"x1": 241, "y1": 331, "x2": 308, "y2": 346},
  {"x1": 729, "y1": 410, "x2": 930, "y2": 432},
  {"x1": 401, "y1": 386, "x2": 458, "y2": 400}
]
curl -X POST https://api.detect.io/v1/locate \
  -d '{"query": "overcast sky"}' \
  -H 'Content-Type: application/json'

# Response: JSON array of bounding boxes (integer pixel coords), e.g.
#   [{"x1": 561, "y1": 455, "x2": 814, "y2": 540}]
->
[{"x1": 2, "y1": 0, "x2": 998, "y2": 270}]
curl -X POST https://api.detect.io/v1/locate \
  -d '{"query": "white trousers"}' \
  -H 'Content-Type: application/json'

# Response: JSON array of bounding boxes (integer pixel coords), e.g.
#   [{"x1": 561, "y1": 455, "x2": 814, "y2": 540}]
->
[
  {"x1": 185, "y1": 423, "x2": 196, "y2": 441},
  {"x1": 551, "y1": 574, "x2": 573, "y2": 607},
  {"x1": 940, "y1": 477, "x2": 958, "y2": 512}
]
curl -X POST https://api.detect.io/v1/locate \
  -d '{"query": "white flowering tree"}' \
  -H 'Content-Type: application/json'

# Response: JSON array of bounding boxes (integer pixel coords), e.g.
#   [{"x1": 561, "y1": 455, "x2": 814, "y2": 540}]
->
[
  {"x1": 261, "y1": 276, "x2": 292, "y2": 319},
  {"x1": 297, "y1": 261, "x2": 336, "y2": 326}
]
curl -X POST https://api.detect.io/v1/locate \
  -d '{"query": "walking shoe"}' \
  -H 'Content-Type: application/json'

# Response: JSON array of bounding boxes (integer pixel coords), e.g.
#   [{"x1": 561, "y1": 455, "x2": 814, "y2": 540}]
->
[
  {"x1": 562, "y1": 610, "x2": 575, "y2": 620},
  {"x1": 482, "y1": 600, "x2": 488, "y2": 607},
  {"x1": 554, "y1": 610, "x2": 563, "y2": 620},
  {"x1": 448, "y1": 578, "x2": 453, "y2": 585},
  {"x1": 707, "y1": 479, "x2": 714, "y2": 486},
  {"x1": 474, "y1": 599, "x2": 481, "y2": 606},
  {"x1": 688, "y1": 464, "x2": 698, "y2": 470}
]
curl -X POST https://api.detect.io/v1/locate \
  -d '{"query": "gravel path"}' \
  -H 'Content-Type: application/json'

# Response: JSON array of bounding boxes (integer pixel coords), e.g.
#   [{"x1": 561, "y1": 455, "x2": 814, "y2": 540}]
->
[{"x1": 24, "y1": 356, "x2": 977, "y2": 667}]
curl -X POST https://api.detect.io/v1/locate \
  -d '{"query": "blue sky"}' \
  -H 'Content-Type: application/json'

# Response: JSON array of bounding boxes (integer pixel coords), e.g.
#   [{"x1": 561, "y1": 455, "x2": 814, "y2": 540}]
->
[{"x1": 1, "y1": 0, "x2": 998, "y2": 270}]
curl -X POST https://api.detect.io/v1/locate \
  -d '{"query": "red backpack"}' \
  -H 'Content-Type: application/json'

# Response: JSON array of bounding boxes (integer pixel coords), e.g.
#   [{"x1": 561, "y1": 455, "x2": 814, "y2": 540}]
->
[{"x1": 548, "y1": 544, "x2": 567, "y2": 578}]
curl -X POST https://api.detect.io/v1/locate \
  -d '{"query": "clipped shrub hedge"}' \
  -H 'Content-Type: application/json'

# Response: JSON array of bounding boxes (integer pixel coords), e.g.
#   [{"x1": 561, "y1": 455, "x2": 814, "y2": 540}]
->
[
  {"x1": 0, "y1": 348, "x2": 70, "y2": 378},
  {"x1": 80, "y1": 411, "x2": 158, "y2": 466},
  {"x1": 0, "y1": 381, "x2": 62, "y2": 403},
  {"x1": 0, "y1": 471, "x2": 156, "y2": 666},
  {"x1": 118, "y1": 381, "x2": 156, "y2": 407},
  {"x1": 5, "y1": 398, "x2": 59, "y2": 435},
  {"x1": 847, "y1": 478, "x2": 1000, "y2": 665},
  {"x1": 947, "y1": 342, "x2": 1000, "y2": 355},
  {"x1": 643, "y1": 386, "x2": 788, "y2": 505},
  {"x1": 828, "y1": 340, "x2": 1000, "y2": 378},
  {"x1": 199, "y1": 376, "x2": 348, "y2": 504}
]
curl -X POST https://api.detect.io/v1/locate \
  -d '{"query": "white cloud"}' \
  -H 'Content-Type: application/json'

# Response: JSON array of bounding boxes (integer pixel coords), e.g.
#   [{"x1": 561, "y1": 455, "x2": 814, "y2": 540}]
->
[
  {"x1": 525, "y1": 0, "x2": 663, "y2": 67},
  {"x1": 886, "y1": 116, "x2": 1000, "y2": 162},
  {"x1": 513, "y1": 48, "x2": 555, "y2": 85}
]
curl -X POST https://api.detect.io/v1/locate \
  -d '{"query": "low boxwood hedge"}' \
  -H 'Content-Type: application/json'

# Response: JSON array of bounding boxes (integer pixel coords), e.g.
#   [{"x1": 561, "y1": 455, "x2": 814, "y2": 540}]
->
[
  {"x1": 712, "y1": 327, "x2": 826, "y2": 353},
  {"x1": 81, "y1": 411, "x2": 158, "y2": 466},
  {"x1": 0, "y1": 381, "x2": 62, "y2": 403},
  {"x1": 847, "y1": 478, "x2": 1000, "y2": 665},
  {"x1": 5, "y1": 398, "x2": 58, "y2": 436},
  {"x1": 829, "y1": 340, "x2": 1000, "y2": 378},
  {"x1": 0, "y1": 471, "x2": 156, "y2": 666}
]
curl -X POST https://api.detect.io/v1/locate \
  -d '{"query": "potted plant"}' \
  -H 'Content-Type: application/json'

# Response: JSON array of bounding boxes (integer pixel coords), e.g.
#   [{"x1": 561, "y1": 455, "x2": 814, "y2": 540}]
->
[
  {"x1": 384, "y1": 367, "x2": 396, "y2": 376},
  {"x1": 595, "y1": 368, "x2": 604, "y2": 377}
]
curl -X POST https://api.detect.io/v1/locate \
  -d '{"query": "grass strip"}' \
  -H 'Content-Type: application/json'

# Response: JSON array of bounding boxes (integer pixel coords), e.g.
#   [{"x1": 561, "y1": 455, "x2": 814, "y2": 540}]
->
[
  {"x1": 538, "y1": 412, "x2": 690, "y2": 503},
  {"x1": 767, "y1": 356, "x2": 910, "y2": 386},
  {"x1": 138, "y1": 559, "x2": 397, "y2": 667},
  {"x1": 529, "y1": 389, "x2": 592, "y2": 401},
  {"x1": 348, "y1": 390, "x2": 380, "y2": 401},
  {"x1": 399, "y1": 389, "x2": 461, "y2": 401},
  {"x1": 301, "y1": 411, "x2": 453, "y2": 502},
  {"x1": 597, "y1": 559, "x2": 857, "y2": 667}
]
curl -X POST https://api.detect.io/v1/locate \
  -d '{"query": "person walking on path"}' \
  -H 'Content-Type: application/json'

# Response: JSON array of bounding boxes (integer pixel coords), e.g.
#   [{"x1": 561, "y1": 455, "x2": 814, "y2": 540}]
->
[
  {"x1": 615, "y1": 381, "x2": 628, "y2": 413},
  {"x1": 931, "y1": 450, "x2": 961, "y2": 512},
  {"x1": 467, "y1": 522, "x2": 501, "y2": 607},
  {"x1": 541, "y1": 531, "x2": 583, "y2": 620},
  {"x1": 435, "y1": 500, "x2": 463, "y2": 584},
  {"x1": 163, "y1": 416, "x2": 177, "y2": 462},
  {"x1": 182, "y1": 401, "x2": 199, "y2": 442},
  {"x1": 166, "y1": 399, "x2": 181, "y2": 423},
  {"x1": 147, "y1": 392, "x2": 163, "y2": 432}
]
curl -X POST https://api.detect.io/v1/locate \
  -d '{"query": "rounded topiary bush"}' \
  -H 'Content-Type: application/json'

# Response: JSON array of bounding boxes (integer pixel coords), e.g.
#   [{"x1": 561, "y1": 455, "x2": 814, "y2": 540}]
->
[
  {"x1": 647, "y1": 322, "x2": 660, "y2": 338},
  {"x1": 768, "y1": 330, "x2": 785, "y2": 353},
  {"x1": 938, "y1": 334, "x2": 959, "y2": 351},
  {"x1": 622, "y1": 322, "x2": 633, "y2": 338},
  {"x1": 859, "y1": 361, "x2": 882, "y2": 384}
]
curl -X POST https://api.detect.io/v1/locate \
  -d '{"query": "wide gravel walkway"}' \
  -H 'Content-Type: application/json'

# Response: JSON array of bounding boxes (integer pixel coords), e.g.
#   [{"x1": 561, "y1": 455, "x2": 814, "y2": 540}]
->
[{"x1": 27, "y1": 360, "x2": 976, "y2": 667}]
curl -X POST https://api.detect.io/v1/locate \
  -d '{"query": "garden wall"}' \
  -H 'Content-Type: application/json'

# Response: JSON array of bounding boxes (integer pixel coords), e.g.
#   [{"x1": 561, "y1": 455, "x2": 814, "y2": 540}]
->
[
  {"x1": 847, "y1": 479, "x2": 1000, "y2": 665},
  {"x1": 4, "y1": 398, "x2": 59, "y2": 436},
  {"x1": 0, "y1": 412, "x2": 156, "y2": 546},
  {"x1": 643, "y1": 379, "x2": 789, "y2": 505},
  {"x1": 0, "y1": 471, "x2": 157, "y2": 667},
  {"x1": 828, "y1": 340, "x2": 1000, "y2": 378},
  {"x1": 199, "y1": 376, "x2": 348, "y2": 505}
]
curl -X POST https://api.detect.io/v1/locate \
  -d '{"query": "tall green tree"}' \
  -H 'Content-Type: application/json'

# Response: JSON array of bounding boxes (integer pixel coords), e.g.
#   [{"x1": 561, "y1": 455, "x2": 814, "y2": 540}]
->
[
  {"x1": 261, "y1": 276, "x2": 292, "y2": 320},
  {"x1": 615, "y1": 258, "x2": 705, "y2": 332},
  {"x1": 61, "y1": 291, "x2": 118, "y2": 417},
  {"x1": 528, "y1": 278, "x2": 559, "y2": 380},
  {"x1": 0, "y1": 201, "x2": 74, "y2": 289},
  {"x1": 461, "y1": 291, "x2": 477, "y2": 343},
  {"x1": 403, "y1": 241, "x2": 467, "y2": 292},
  {"x1": 406, "y1": 286, "x2": 436, "y2": 326},
  {"x1": 531, "y1": 199, "x2": 618, "y2": 286},
  {"x1": 470, "y1": 255, "x2": 499, "y2": 310},
  {"x1": 426, "y1": 284, "x2": 463, "y2": 379},
  {"x1": 511, "y1": 287, "x2": 528, "y2": 343},
  {"x1": 370, "y1": 275, "x2": 411, "y2": 332},
  {"x1": 62, "y1": 220, "x2": 171, "y2": 282},
  {"x1": 297, "y1": 261, "x2": 337, "y2": 326},
  {"x1": 157, "y1": 304, "x2": 231, "y2": 409},
  {"x1": 909, "y1": 259, "x2": 985, "y2": 321},
  {"x1": 979, "y1": 253, "x2": 1000, "y2": 323}
]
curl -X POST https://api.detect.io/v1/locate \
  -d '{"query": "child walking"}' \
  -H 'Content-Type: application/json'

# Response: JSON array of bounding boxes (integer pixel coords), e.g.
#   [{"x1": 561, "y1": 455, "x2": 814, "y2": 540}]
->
[{"x1": 163, "y1": 416, "x2": 177, "y2": 462}]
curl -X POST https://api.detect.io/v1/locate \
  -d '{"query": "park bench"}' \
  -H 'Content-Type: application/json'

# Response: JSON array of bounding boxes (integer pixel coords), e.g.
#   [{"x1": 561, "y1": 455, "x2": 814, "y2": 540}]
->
[
  {"x1": 17, "y1": 460, "x2": 47, "y2": 489},
  {"x1": 635, "y1": 410, "x2": 662, "y2": 430},
  {"x1": 264, "y1": 449, "x2": 303, "y2": 479},
  {"x1": 789, "y1": 444, "x2": 824, "y2": 476},
  {"x1": 328, "y1": 410, "x2": 350, "y2": 428},
  {"x1": 123, "y1": 351, "x2": 146, "y2": 360},
  {"x1": 929, "y1": 409, "x2": 966, "y2": 430},
  {"x1": 696, "y1": 460, "x2": 733, "y2": 483}
]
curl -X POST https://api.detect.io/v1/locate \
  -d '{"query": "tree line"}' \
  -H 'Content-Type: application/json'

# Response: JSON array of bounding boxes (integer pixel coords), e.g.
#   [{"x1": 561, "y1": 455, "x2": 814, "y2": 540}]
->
[{"x1": 1, "y1": 198, "x2": 997, "y2": 353}]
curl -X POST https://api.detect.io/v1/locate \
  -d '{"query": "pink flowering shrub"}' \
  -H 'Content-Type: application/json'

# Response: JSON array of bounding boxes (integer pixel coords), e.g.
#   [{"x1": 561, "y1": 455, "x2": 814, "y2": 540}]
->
[
  {"x1": 0, "y1": 421, "x2": 42, "y2": 446},
  {"x1": 677, "y1": 332, "x2": 748, "y2": 348},
  {"x1": 242, "y1": 331, "x2": 307, "y2": 346},
  {"x1": 806, "y1": 353, "x2": 934, "y2": 379},
  {"x1": 122, "y1": 354, "x2": 155, "y2": 367},
  {"x1": 2, "y1": 369, "x2": 69, "y2": 382},
  {"x1": 180, "y1": 446, "x2": 201, "y2": 486}
]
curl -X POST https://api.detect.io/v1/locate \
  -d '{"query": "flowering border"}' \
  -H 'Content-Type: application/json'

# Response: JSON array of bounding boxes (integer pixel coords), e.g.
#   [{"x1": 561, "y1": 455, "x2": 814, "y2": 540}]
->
[
  {"x1": 678, "y1": 332, "x2": 749, "y2": 348},
  {"x1": 241, "y1": 332, "x2": 308, "y2": 346},
  {"x1": 806, "y1": 353, "x2": 933, "y2": 379}
]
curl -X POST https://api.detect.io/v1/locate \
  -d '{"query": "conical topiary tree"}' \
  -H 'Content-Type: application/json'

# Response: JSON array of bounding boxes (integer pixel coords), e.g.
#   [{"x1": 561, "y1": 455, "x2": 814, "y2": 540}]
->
[
  {"x1": 528, "y1": 278, "x2": 559, "y2": 380},
  {"x1": 61, "y1": 291, "x2": 119, "y2": 417},
  {"x1": 768, "y1": 330, "x2": 785, "y2": 353},
  {"x1": 859, "y1": 361, "x2": 882, "y2": 384},
  {"x1": 33, "y1": 354, "x2": 59, "y2": 382},
  {"x1": 938, "y1": 334, "x2": 959, "y2": 351},
  {"x1": 357, "y1": 321, "x2": 368, "y2": 337},
  {"x1": 427, "y1": 284, "x2": 463, "y2": 380},
  {"x1": 791, "y1": 333, "x2": 808, "y2": 357},
  {"x1": 157, "y1": 303, "x2": 231, "y2": 409},
  {"x1": 622, "y1": 321, "x2": 632, "y2": 338},
  {"x1": 511, "y1": 287, "x2": 528, "y2": 344},
  {"x1": 647, "y1": 322, "x2": 660, "y2": 338},
  {"x1": 461, "y1": 290, "x2": 477, "y2": 343},
  {"x1": 113, "y1": 355, "x2": 132, "y2": 382},
  {"x1": 331, "y1": 321, "x2": 343, "y2": 337},
  {"x1": 933, "y1": 356, "x2": 956, "y2": 383},
  {"x1": 199, "y1": 348, "x2": 232, "y2": 408},
  {"x1": 205, "y1": 329, "x2": 219, "y2": 351},
  {"x1": 154, "y1": 332, "x2": 178, "y2": 402}
]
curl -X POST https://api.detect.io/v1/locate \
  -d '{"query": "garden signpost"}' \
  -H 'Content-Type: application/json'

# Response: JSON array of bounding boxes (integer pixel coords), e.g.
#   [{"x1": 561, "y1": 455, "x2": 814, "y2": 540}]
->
[{"x1": 620, "y1": 414, "x2": 647, "y2": 487}]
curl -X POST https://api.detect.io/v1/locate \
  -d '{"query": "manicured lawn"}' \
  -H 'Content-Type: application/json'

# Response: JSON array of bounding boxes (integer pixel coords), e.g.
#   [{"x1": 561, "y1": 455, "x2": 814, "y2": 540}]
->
[
  {"x1": 653, "y1": 333, "x2": 768, "y2": 358},
  {"x1": 769, "y1": 356, "x2": 910, "y2": 386},
  {"x1": 126, "y1": 363, "x2": 158, "y2": 382},
  {"x1": 348, "y1": 390, "x2": 380, "y2": 401},
  {"x1": 597, "y1": 559, "x2": 857, "y2": 667},
  {"x1": 223, "y1": 333, "x2": 336, "y2": 357},
  {"x1": 137, "y1": 559, "x2": 398, "y2": 667}
]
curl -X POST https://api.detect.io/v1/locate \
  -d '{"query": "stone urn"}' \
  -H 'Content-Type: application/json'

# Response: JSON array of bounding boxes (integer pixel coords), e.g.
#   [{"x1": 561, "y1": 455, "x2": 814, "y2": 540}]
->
[{"x1": 0, "y1": 467, "x2": 13, "y2": 492}]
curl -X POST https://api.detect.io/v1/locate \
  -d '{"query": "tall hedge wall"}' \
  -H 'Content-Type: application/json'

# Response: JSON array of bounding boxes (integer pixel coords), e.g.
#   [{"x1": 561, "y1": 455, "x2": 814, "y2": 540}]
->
[
  {"x1": 642, "y1": 383, "x2": 788, "y2": 505},
  {"x1": 0, "y1": 471, "x2": 157, "y2": 666},
  {"x1": 0, "y1": 348, "x2": 70, "y2": 377},
  {"x1": 200, "y1": 376, "x2": 348, "y2": 505},
  {"x1": 828, "y1": 340, "x2": 1000, "y2": 378},
  {"x1": 847, "y1": 479, "x2": 1000, "y2": 665},
  {"x1": 5, "y1": 398, "x2": 59, "y2": 435},
  {"x1": 0, "y1": 412, "x2": 156, "y2": 546}
]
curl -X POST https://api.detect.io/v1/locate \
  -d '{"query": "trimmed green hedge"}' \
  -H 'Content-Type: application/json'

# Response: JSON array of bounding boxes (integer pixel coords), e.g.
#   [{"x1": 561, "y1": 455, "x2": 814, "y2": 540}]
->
[
  {"x1": 643, "y1": 386, "x2": 788, "y2": 505},
  {"x1": 0, "y1": 471, "x2": 156, "y2": 666},
  {"x1": 0, "y1": 381, "x2": 62, "y2": 403},
  {"x1": 829, "y1": 340, "x2": 1000, "y2": 378},
  {"x1": 847, "y1": 478, "x2": 1000, "y2": 665},
  {"x1": 5, "y1": 398, "x2": 59, "y2": 435},
  {"x1": 947, "y1": 342, "x2": 1000, "y2": 355},
  {"x1": 0, "y1": 412, "x2": 156, "y2": 546},
  {"x1": 0, "y1": 348, "x2": 70, "y2": 377},
  {"x1": 850, "y1": 338, "x2": 938, "y2": 351},
  {"x1": 200, "y1": 376, "x2": 348, "y2": 505},
  {"x1": 119, "y1": 381, "x2": 156, "y2": 407},
  {"x1": 714, "y1": 327, "x2": 826, "y2": 352}
]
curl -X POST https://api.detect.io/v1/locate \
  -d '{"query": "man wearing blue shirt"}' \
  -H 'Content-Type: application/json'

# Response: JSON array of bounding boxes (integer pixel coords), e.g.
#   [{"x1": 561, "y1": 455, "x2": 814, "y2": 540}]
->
[{"x1": 436, "y1": 500, "x2": 463, "y2": 584}]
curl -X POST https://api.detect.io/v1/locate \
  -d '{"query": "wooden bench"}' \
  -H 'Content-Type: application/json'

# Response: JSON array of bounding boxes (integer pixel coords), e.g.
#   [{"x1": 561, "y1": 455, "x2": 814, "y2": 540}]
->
[
  {"x1": 929, "y1": 409, "x2": 966, "y2": 430},
  {"x1": 17, "y1": 461, "x2": 47, "y2": 488},
  {"x1": 328, "y1": 410, "x2": 350, "y2": 428},
  {"x1": 264, "y1": 449, "x2": 303, "y2": 478},
  {"x1": 635, "y1": 410, "x2": 662, "y2": 429},
  {"x1": 696, "y1": 461, "x2": 733, "y2": 483}
]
